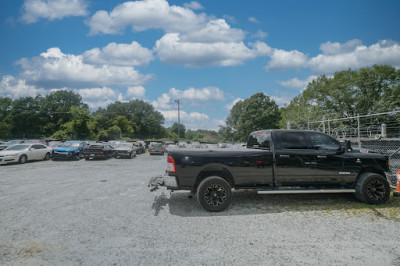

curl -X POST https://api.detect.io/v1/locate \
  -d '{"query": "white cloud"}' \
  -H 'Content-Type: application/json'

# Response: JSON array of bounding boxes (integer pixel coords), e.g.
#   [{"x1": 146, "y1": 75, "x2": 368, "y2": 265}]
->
[
  {"x1": 74, "y1": 87, "x2": 123, "y2": 109},
  {"x1": 277, "y1": 75, "x2": 318, "y2": 89},
  {"x1": 160, "y1": 109, "x2": 222, "y2": 130},
  {"x1": 125, "y1": 86, "x2": 146, "y2": 99},
  {"x1": 86, "y1": 0, "x2": 208, "y2": 35},
  {"x1": 248, "y1": 17, "x2": 259, "y2": 23},
  {"x1": 155, "y1": 33, "x2": 269, "y2": 67},
  {"x1": 183, "y1": 1, "x2": 204, "y2": 10},
  {"x1": 319, "y1": 39, "x2": 363, "y2": 55},
  {"x1": 0, "y1": 75, "x2": 46, "y2": 99},
  {"x1": 270, "y1": 95, "x2": 293, "y2": 106},
  {"x1": 225, "y1": 98, "x2": 243, "y2": 110},
  {"x1": 264, "y1": 39, "x2": 400, "y2": 74},
  {"x1": 16, "y1": 47, "x2": 151, "y2": 89},
  {"x1": 170, "y1": 87, "x2": 225, "y2": 101},
  {"x1": 251, "y1": 29, "x2": 268, "y2": 40},
  {"x1": 308, "y1": 40, "x2": 400, "y2": 74},
  {"x1": 83, "y1": 41, "x2": 154, "y2": 66},
  {"x1": 152, "y1": 86, "x2": 225, "y2": 110},
  {"x1": 264, "y1": 48, "x2": 307, "y2": 71},
  {"x1": 180, "y1": 19, "x2": 245, "y2": 43},
  {"x1": 21, "y1": 0, "x2": 88, "y2": 23}
]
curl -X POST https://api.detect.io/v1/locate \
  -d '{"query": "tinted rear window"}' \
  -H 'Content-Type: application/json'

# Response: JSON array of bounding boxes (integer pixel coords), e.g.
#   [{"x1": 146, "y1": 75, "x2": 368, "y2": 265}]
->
[
  {"x1": 277, "y1": 132, "x2": 308, "y2": 149},
  {"x1": 247, "y1": 131, "x2": 271, "y2": 149}
]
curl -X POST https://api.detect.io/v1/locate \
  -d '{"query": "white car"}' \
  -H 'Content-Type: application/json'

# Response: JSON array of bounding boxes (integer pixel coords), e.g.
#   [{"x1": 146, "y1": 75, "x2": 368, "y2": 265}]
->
[{"x1": 0, "y1": 143, "x2": 52, "y2": 165}]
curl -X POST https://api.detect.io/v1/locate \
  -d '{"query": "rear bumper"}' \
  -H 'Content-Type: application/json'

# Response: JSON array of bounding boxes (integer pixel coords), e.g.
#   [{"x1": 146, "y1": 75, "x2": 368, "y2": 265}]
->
[{"x1": 149, "y1": 173, "x2": 178, "y2": 191}]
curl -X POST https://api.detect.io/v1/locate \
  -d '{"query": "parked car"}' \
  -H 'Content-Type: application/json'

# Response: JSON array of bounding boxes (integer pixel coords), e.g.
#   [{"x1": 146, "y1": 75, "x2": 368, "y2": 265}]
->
[
  {"x1": 114, "y1": 142, "x2": 137, "y2": 158},
  {"x1": 149, "y1": 142, "x2": 165, "y2": 155},
  {"x1": 0, "y1": 143, "x2": 52, "y2": 165},
  {"x1": 22, "y1": 139, "x2": 48, "y2": 146},
  {"x1": 133, "y1": 141, "x2": 146, "y2": 154},
  {"x1": 52, "y1": 141, "x2": 88, "y2": 160},
  {"x1": 0, "y1": 142, "x2": 8, "y2": 151},
  {"x1": 83, "y1": 143, "x2": 115, "y2": 160}
]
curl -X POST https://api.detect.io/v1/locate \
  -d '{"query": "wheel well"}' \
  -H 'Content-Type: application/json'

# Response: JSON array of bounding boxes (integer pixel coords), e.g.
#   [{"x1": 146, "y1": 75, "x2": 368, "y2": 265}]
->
[
  {"x1": 358, "y1": 166, "x2": 385, "y2": 177},
  {"x1": 355, "y1": 167, "x2": 386, "y2": 184},
  {"x1": 194, "y1": 167, "x2": 234, "y2": 192}
]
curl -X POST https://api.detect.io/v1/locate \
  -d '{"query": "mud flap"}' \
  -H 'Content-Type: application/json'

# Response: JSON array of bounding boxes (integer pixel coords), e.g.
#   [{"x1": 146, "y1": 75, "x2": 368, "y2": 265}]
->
[{"x1": 149, "y1": 175, "x2": 165, "y2": 192}]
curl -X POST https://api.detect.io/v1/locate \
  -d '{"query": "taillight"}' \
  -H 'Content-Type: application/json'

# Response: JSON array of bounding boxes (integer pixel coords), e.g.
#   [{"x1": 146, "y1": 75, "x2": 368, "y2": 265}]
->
[{"x1": 167, "y1": 156, "x2": 175, "y2": 172}]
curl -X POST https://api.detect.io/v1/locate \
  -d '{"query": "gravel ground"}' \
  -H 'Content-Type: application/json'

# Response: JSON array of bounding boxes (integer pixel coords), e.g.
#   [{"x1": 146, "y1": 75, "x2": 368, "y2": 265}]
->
[{"x1": 1, "y1": 153, "x2": 400, "y2": 266}]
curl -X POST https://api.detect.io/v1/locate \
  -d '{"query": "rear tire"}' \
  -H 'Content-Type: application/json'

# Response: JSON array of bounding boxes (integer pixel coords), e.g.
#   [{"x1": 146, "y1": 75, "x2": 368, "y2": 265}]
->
[
  {"x1": 354, "y1": 172, "x2": 390, "y2": 204},
  {"x1": 197, "y1": 176, "x2": 232, "y2": 212},
  {"x1": 44, "y1": 152, "x2": 51, "y2": 160}
]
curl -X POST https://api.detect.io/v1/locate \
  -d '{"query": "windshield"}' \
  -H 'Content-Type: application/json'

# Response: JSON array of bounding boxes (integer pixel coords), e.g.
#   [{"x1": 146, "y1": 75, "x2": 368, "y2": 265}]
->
[
  {"x1": 151, "y1": 143, "x2": 162, "y2": 147},
  {"x1": 116, "y1": 143, "x2": 132, "y2": 148},
  {"x1": 63, "y1": 142, "x2": 80, "y2": 148},
  {"x1": 6, "y1": 145, "x2": 30, "y2": 151}
]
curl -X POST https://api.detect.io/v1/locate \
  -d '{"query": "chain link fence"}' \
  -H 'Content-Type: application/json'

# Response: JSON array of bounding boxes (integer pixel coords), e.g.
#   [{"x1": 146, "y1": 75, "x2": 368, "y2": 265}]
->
[{"x1": 288, "y1": 111, "x2": 400, "y2": 186}]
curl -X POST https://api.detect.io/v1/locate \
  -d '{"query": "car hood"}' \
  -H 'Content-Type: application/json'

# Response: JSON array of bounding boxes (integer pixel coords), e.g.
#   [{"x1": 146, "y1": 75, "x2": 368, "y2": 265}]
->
[
  {"x1": 53, "y1": 147, "x2": 78, "y2": 152},
  {"x1": 0, "y1": 150, "x2": 25, "y2": 155}
]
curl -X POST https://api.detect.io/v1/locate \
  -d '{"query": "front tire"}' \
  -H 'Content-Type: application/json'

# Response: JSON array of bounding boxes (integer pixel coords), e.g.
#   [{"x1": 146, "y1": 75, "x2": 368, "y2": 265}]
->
[
  {"x1": 354, "y1": 172, "x2": 390, "y2": 204},
  {"x1": 19, "y1": 155, "x2": 27, "y2": 164},
  {"x1": 197, "y1": 176, "x2": 232, "y2": 212}
]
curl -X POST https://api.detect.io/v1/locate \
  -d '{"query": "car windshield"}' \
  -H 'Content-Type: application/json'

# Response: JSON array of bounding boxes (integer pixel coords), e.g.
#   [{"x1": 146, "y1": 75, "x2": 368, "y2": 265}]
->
[
  {"x1": 151, "y1": 143, "x2": 162, "y2": 147},
  {"x1": 116, "y1": 143, "x2": 132, "y2": 148},
  {"x1": 6, "y1": 145, "x2": 30, "y2": 151},
  {"x1": 63, "y1": 142, "x2": 80, "y2": 148}
]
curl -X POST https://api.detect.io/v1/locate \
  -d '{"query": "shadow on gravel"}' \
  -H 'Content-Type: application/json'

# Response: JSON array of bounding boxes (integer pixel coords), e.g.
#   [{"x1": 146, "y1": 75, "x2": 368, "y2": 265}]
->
[{"x1": 151, "y1": 189, "x2": 400, "y2": 219}]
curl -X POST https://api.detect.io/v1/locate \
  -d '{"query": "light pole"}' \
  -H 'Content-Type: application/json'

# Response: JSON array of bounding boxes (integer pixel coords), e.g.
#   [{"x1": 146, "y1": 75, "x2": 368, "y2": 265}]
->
[{"x1": 174, "y1": 99, "x2": 180, "y2": 138}]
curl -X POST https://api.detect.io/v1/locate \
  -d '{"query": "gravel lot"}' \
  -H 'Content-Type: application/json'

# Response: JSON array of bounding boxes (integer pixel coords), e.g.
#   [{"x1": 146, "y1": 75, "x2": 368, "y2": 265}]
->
[{"x1": 1, "y1": 153, "x2": 400, "y2": 265}]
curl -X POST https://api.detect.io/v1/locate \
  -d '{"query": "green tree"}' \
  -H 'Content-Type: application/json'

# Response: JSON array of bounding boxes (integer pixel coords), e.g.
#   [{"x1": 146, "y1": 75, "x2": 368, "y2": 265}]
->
[
  {"x1": 223, "y1": 93, "x2": 281, "y2": 141},
  {"x1": 169, "y1": 123, "x2": 186, "y2": 138},
  {"x1": 280, "y1": 65, "x2": 400, "y2": 131},
  {"x1": 107, "y1": 125, "x2": 122, "y2": 140},
  {"x1": 40, "y1": 91, "x2": 88, "y2": 137},
  {"x1": 111, "y1": 115, "x2": 134, "y2": 137}
]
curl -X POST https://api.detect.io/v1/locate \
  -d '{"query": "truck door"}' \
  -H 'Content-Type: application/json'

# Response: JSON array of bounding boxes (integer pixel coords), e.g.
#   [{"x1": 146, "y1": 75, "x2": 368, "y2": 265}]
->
[
  {"x1": 274, "y1": 131, "x2": 316, "y2": 186},
  {"x1": 307, "y1": 132, "x2": 351, "y2": 184}
]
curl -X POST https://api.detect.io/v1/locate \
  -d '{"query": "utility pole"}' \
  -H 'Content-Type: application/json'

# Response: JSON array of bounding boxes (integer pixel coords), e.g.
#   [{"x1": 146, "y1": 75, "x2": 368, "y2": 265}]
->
[{"x1": 174, "y1": 99, "x2": 180, "y2": 138}]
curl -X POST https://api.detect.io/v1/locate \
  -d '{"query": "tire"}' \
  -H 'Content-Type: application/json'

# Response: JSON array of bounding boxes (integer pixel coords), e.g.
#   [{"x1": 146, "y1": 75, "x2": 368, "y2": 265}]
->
[
  {"x1": 44, "y1": 152, "x2": 51, "y2": 160},
  {"x1": 197, "y1": 176, "x2": 232, "y2": 212},
  {"x1": 73, "y1": 154, "x2": 80, "y2": 161},
  {"x1": 85, "y1": 158, "x2": 89, "y2": 161},
  {"x1": 354, "y1": 172, "x2": 390, "y2": 204},
  {"x1": 19, "y1": 155, "x2": 27, "y2": 164}
]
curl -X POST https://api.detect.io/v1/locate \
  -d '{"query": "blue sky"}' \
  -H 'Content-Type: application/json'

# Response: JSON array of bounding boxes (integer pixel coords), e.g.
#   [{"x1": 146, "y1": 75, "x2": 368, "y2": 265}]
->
[{"x1": 1, "y1": 0, "x2": 399, "y2": 130}]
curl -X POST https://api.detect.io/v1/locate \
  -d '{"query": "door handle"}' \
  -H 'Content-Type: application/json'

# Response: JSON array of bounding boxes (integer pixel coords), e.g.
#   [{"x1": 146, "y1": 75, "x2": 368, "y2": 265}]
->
[
  {"x1": 317, "y1": 155, "x2": 327, "y2": 159},
  {"x1": 279, "y1": 155, "x2": 290, "y2": 158}
]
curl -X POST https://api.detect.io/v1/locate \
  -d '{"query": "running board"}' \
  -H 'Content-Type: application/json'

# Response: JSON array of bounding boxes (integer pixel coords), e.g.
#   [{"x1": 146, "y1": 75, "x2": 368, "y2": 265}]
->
[{"x1": 257, "y1": 189, "x2": 356, "y2": 195}]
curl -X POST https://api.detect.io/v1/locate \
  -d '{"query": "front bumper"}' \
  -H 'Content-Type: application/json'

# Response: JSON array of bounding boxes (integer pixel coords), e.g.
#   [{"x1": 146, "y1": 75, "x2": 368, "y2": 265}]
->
[
  {"x1": 385, "y1": 171, "x2": 396, "y2": 188},
  {"x1": 0, "y1": 155, "x2": 19, "y2": 165},
  {"x1": 52, "y1": 151, "x2": 76, "y2": 160}
]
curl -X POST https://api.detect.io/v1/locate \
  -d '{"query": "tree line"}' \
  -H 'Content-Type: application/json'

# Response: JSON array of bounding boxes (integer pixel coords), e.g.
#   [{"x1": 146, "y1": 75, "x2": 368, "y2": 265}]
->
[
  {"x1": 219, "y1": 65, "x2": 400, "y2": 141},
  {"x1": 1, "y1": 65, "x2": 398, "y2": 142},
  {"x1": 0, "y1": 90, "x2": 222, "y2": 141}
]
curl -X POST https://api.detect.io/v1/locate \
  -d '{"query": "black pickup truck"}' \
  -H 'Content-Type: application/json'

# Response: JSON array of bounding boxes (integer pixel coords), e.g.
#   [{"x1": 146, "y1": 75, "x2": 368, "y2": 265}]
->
[{"x1": 151, "y1": 130, "x2": 393, "y2": 212}]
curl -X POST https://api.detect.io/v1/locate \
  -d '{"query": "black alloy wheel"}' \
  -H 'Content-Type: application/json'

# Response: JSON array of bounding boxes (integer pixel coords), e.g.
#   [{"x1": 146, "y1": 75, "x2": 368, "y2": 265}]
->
[
  {"x1": 197, "y1": 176, "x2": 232, "y2": 212},
  {"x1": 44, "y1": 153, "x2": 51, "y2": 160},
  {"x1": 354, "y1": 172, "x2": 390, "y2": 204}
]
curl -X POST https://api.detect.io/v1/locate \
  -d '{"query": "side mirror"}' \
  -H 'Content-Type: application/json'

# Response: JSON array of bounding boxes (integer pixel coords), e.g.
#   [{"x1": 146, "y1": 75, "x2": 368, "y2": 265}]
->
[{"x1": 345, "y1": 140, "x2": 352, "y2": 152}]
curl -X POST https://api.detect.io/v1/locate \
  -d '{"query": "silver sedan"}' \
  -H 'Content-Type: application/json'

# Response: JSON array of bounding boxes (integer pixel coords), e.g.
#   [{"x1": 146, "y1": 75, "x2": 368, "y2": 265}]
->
[{"x1": 0, "y1": 144, "x2": 52, "y2": 165}]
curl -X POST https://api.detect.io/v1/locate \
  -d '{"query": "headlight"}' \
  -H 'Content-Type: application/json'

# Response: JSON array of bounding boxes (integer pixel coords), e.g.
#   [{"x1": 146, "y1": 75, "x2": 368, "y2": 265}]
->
[{"x1": 8, "y1": 153, "x2": 19, "y2": 156}]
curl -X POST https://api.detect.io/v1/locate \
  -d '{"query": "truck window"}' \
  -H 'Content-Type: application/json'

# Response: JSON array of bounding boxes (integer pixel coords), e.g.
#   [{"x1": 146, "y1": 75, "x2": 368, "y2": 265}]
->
[
  {"x1": 247, "y1": 131, "x2": 271, "y2": 149},
  {"x1": 308, "y1": 132, "x2": 341, "y2": 150},
  {"x1": 278, "y1": 132, "x2": 308, "y2": 149}
]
